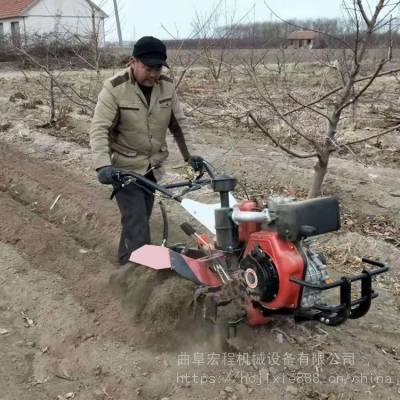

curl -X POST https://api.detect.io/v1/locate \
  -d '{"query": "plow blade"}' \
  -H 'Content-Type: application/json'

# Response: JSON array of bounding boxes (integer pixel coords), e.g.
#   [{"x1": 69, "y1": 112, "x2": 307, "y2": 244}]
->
[
  {"x1": 130, "y1": 245, "x2": 222, "y2": 286},
  {"x1": 129, "y1": 245, "x2": 171, "y2": 270}
]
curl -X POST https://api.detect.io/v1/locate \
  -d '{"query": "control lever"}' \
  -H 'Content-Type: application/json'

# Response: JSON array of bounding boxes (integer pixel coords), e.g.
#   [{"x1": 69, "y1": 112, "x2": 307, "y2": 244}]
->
[{"x1": 180, "y1": 223, "x2": 231, "y2": 283}]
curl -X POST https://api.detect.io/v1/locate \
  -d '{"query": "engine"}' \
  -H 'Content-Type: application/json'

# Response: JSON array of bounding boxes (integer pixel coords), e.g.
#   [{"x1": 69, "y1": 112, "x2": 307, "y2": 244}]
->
[
  {"x1": 300, "y1": 243, "x2": 330, "y2": 308},
  {"x1": 239, "y1": 241, "x2": 330, "y2": 310},
  {"x1": 240, "y1": 248, "x2": 280, "y2": 302}
]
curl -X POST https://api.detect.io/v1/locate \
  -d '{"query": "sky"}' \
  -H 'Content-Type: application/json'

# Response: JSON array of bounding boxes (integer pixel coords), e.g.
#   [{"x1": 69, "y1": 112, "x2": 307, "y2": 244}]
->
[{"x1": 93, "y1": 0, "x2": 381, "y2": 42}]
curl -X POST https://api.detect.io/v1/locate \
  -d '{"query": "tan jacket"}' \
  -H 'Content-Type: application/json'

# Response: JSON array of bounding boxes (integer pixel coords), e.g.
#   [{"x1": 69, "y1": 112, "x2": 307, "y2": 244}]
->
[{"x1": 90, "y1": 67, "x2": 188, "y2": 175}]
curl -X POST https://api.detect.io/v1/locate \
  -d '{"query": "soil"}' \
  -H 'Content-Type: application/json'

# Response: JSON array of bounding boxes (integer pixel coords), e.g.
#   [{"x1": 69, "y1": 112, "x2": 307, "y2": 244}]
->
[{"x1": 0, "y1": 66, "x2": 399, "y2": 400}]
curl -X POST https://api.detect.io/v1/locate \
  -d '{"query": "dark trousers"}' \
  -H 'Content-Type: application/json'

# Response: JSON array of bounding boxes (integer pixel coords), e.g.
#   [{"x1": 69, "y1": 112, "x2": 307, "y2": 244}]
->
[{"x1": 114, "y1": 171, "x2": 156, "y2": 265}]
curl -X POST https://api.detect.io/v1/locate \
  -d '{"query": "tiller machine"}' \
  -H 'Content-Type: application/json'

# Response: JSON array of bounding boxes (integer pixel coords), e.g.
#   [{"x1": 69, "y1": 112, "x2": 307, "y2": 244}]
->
[{"x1": 112, "y1": 160, "x2": 388, "y2": 331}]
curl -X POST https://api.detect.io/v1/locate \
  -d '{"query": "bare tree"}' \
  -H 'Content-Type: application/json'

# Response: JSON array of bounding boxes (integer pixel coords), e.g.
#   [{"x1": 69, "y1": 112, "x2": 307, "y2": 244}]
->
[
  {"x1": 191, "y1": 1, "x2": 260, "y2": 81},
  {"x1": 239, "y1": 0, "x2": 400, "y2": 197},
  {"x1": 190, "y1": 0, "x2": 235, "y2": 81},
  {"x1": 13, "y1": 0, "x2": 114, "y2": 120}
]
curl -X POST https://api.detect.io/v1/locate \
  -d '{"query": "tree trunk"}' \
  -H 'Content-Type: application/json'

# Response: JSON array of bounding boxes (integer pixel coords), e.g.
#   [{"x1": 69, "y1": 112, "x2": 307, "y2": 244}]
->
[
  {"x1": 309, "y1": 115, "x2": 337, "y2": 198},
  {"x1": 351, "y1": 85, "x2": 358, "y2": 128},
  {"x1": 91, "y1": 10, "x2": 100, "y2": 76},
  {"x1": 308, "y1": 154, "x2": 329, "y2": 198},
  {"x1": 49, "y1": 76, "x2": 55, "y2": 123}
]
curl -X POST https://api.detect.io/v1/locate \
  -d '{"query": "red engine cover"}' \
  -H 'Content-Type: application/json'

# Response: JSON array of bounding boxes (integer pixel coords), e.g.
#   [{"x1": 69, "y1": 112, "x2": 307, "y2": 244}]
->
[{"x1": 244, "y1": 230, "x2": 305, "y2": 312}]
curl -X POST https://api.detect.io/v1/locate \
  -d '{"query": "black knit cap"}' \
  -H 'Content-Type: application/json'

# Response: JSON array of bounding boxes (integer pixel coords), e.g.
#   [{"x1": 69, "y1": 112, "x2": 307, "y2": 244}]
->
[{"x1": 133, "y1": 36, "x2": 169, "y2": 68}]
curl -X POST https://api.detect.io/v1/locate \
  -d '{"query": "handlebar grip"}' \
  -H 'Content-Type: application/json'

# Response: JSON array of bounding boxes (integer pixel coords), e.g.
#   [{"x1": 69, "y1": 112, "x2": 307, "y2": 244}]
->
[
  {"x1": 180, "y1": 222, "x2": 196, "y2": 237},
  {"x1": 361, "y1": 258, "x2": 386, "y2": 268},
  {"x1": 111, "y1": 170, "x2": 123, "y2": 183}
]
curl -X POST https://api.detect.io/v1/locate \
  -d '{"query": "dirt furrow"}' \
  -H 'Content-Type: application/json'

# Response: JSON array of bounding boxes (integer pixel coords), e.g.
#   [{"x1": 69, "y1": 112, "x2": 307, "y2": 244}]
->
[
  {"x1": 1, "y1": 136, "x2": 400, "y2": 399},
  {"x1": 0, "y1": 190, "x2": 147, "y2": 345}
]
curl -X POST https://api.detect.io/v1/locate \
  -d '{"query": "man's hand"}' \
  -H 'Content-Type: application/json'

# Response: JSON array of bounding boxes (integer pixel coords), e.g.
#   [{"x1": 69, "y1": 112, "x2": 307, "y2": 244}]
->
[
  {"x1": 187, "y1": 155, "x2": 204, "y2": 172},
  {"x1": 96, "y1": 165, "x2": 119, "y2": 184}
]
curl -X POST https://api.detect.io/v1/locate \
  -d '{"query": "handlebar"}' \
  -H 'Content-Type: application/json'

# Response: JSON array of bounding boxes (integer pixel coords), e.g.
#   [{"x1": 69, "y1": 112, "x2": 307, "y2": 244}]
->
[
  {"x1": 111, "y1": 159, "x2": 217, "y2": 202},
  {"x1": 202, "y1": 160, "x2": 216, "y2": 180}
]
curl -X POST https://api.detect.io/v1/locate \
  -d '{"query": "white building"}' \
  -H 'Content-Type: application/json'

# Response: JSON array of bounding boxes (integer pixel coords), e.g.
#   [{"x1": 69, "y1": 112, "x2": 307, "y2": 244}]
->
[{"x1": 0, "y1": 0, "x2": 108, "y2": 46}]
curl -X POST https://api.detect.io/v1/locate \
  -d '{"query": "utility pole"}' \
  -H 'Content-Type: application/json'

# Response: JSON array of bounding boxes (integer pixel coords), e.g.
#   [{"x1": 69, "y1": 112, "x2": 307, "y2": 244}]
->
[{"x1": 113, "y1": 0, "x2": 123, "y2": 46}]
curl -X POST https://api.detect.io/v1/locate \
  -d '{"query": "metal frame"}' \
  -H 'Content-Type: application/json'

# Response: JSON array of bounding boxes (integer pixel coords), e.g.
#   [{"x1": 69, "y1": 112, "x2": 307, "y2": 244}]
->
[{"x1": 289, "y1": 258, "x2": 388, "y2": 326}]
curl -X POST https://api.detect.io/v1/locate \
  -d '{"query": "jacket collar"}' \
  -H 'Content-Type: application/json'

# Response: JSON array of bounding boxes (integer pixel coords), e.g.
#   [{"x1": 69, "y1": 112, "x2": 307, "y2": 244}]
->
[{"x1": 127, "y1": 67, "x2": 145, "y2": 107}]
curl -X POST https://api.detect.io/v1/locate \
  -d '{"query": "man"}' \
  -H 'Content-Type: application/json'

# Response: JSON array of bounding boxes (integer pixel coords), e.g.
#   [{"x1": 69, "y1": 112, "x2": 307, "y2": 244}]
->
[{"x1": 90, "y1": 36, "x2": 201, "y2": 265}]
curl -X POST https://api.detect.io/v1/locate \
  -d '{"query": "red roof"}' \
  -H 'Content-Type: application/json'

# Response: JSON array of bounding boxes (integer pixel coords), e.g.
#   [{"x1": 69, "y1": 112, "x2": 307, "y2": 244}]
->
[
  {"x1": 0, "y1": 0, "x2": 36, "y2": 19},
  {"x1": 288, "y1": 30, "x2": 319, "y2": 40},
  {"x1": 0, "y1": 0, "x2": 108, "y2": 20}
]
